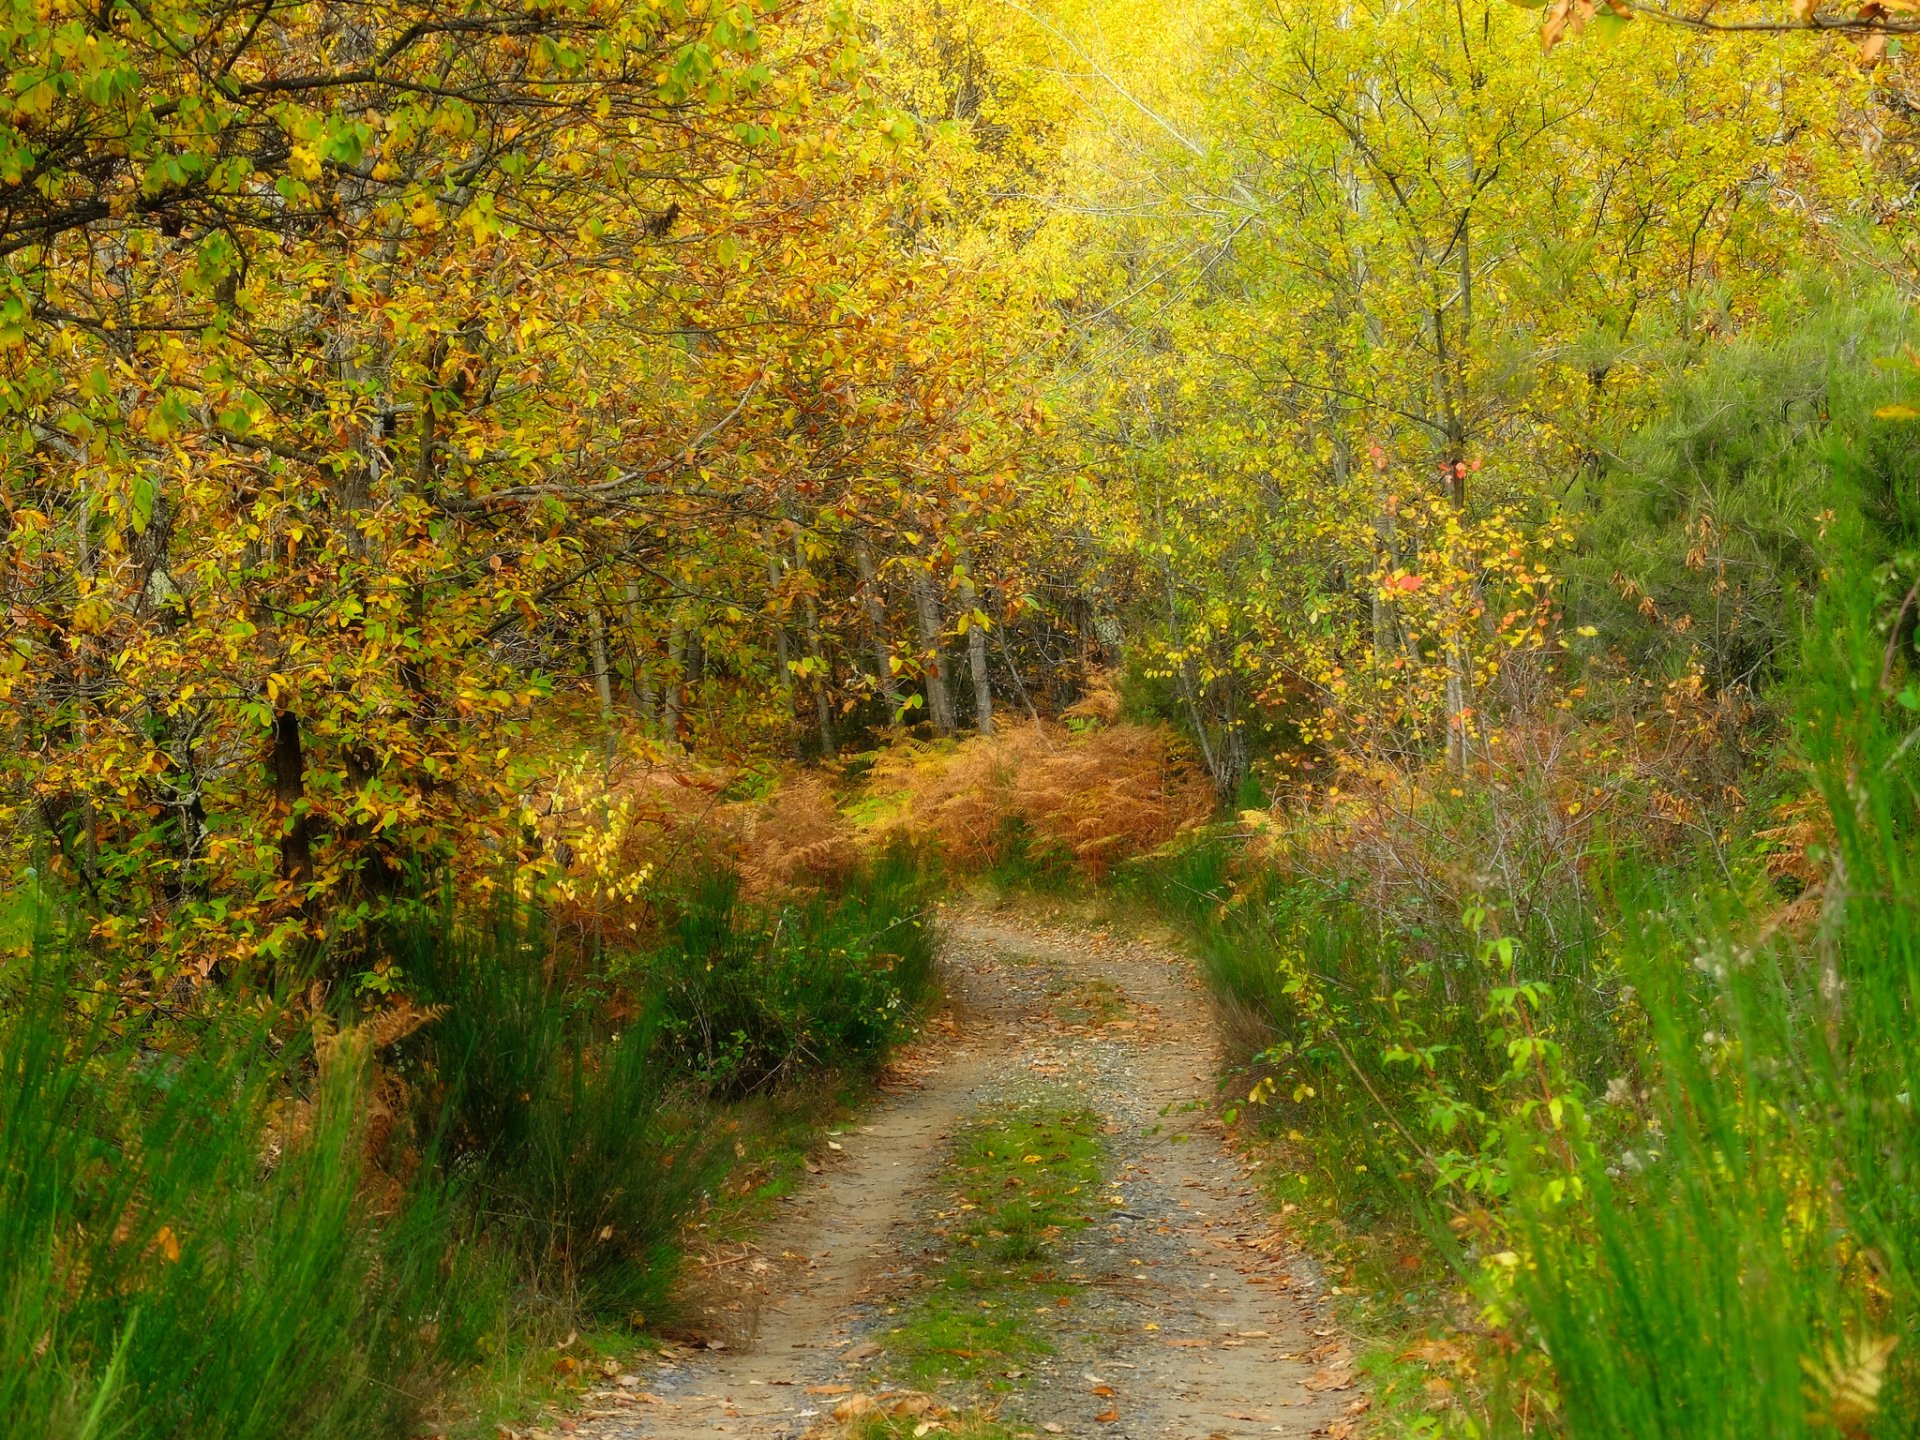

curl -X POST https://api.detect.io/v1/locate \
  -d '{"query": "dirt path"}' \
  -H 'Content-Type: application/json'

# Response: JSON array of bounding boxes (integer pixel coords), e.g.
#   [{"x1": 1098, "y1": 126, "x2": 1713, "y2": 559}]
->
[{"x1": 578, "y1": 903, "x2": 1358, "y2": 1440}]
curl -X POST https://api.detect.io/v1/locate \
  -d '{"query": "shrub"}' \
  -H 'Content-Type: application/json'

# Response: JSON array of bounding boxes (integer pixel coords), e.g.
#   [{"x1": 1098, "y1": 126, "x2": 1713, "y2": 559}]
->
[
  {"x1": 393, "y1": 903, "x2": 725, "y2": 1324},
  {"x1": 636, "y1": 848, "x2": 937, "y2": 1097},
  {"x1": 1140, "y1": 569, "x2": 1920, "y2": 1434},
  {"x1": 0, "y1": 843, "x2": 943, "y2": 1439},
  {"x1": 858, "y1": 720, "x2": 1213, "y2": 879}
]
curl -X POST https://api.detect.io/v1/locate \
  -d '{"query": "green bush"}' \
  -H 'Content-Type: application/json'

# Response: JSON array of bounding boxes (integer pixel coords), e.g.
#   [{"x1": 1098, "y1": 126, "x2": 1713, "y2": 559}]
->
[
  {"x1": 1140, "y1": 565, "x2": 1920, "y2": 1433},
  {"x1": 395, "y1": 903, "x2": 725, "y2": 1326},
  {"x1": 638, "y1": 848, "x2": 937, "y2": 1096},
  {"x1": 1570, "y1": 287, "x2": 1920, "y2": 694}
]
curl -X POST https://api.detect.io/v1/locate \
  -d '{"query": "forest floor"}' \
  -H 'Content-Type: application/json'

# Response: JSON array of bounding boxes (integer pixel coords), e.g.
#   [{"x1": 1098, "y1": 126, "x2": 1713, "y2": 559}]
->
[{"x1": 568, "y1": 900, "x2": 1363, "y2": 1440}]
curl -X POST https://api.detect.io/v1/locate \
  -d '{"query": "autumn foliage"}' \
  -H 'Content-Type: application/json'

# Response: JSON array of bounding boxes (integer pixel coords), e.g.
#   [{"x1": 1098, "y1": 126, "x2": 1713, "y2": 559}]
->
[{"x1": 858, "y1": 721, "x2": 1214, "y2": 879}]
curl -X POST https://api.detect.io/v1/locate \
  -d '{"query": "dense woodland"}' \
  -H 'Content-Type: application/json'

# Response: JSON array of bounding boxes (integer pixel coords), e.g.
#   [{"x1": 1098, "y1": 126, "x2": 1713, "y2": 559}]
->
[{"x1": 8, "y1": 0, "x2": 1920, "y2": 1433}]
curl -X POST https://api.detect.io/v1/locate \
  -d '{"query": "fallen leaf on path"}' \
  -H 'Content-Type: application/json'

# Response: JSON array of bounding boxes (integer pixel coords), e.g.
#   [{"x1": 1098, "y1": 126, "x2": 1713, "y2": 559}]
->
[
  {"x1": 804, "y1": 1383, "x2": 851, "y2": 1395},
  {"x1": 1303, "y1": 1368, "x2": 1355, "y2": 1392},
  {"x1": 1167, "y1": 1338, "x2": 1211, "y2": 1349},
  {"x1": 1091, "y1": 1385, "x2": 1116, "y2": 1397},
  {"x1": 833, "y1": 1395, "x2": 880, "y2": 1420},
  {"x1": 1095, "y1": 1408, "x2": 1120, "y2": 1423},
  {"x1": 1041, "y1": 1425, "x2": 1065, "y2": 1434}
]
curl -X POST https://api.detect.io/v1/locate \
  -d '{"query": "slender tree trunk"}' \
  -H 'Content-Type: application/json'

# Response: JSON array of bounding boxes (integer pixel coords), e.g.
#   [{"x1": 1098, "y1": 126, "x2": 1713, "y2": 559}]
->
[
  {"x1": 664, "y1": 614, "x2": 687, "y2": 747},
  {"x1": 272, "y1": 710, "x2": 313, "y2": 886},
  {"x1": 624, "y1": 581, "x2": 658, "y2": 734},
  {"x1": 912, "y1": 569, "x2": 956, "y2": 737},
  {"x1": 1159, "y1": 548, "x2": 1223, "y2": 792},
  {"x1": 1444, "y1": 640, "x2": 1471, "y2": 774},
  {"x1": 794, "y1": 535, "x2": 835, "y2": 757},
  {"x1": 854, "y1": 539, "x2": 900, "y2": 714},
  {"x1": 766, "y1": 546, "x2": 801, "y2": 757},
  {"x1": 956, "y1": 565, "x2": 993, "y2": 737},
  {"x1": 587, "y1": 600, "x2": 616, "y2": 763}
]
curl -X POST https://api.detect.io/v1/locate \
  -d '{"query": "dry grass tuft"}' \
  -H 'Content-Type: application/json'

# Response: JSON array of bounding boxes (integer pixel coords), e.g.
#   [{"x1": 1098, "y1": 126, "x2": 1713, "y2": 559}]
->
[
  {"x1": 738, "y1": 773, "x2": 861, "y2": 894},
  {"x1": 536, "y1": 715, "x2": 1213, "y2": 940},
  {"x1": 860, "y1": 720, "x2": 1213, "y2": 879}
]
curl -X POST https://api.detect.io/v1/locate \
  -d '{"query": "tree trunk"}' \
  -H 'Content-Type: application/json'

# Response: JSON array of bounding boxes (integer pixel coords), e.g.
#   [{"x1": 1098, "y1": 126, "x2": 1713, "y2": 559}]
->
[
  {"x1": 272, "y1": 710, "x2": 313, "y2": 886},
  {"x1": 624, "y1": 582, "x2": 658, "y2": 734},
  {"x1": 794, "y1": 536, "x2": 836, "y2": 757},
  {"x1": 854, "y1": 539, "x2": 900, "y2": 714},
  {"x1": 956, "y1": 565, "x2": 994, "y2": 737},
  {"x1": 766, "y1": 547, "x2": 801, "y2": 757},
  {"x1": 912, "y1": 569, "x2": 957, "y2": 737},
  {"x1": 587, "y1": 600, "x2": 616, "y2": 763},
  {"x1": 664, "y1": 615, "x2": 687, "y2": 747}
]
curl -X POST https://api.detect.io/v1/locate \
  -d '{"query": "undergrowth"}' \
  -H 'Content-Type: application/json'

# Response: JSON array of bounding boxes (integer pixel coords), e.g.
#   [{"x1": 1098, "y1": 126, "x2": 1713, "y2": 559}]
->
[
  {"x1": 0, "y1": 852, "x2": 939, "y2": 1440},
  {"x1": 1123, "y1": 579, "x2": 1920, "y2": 1437}
]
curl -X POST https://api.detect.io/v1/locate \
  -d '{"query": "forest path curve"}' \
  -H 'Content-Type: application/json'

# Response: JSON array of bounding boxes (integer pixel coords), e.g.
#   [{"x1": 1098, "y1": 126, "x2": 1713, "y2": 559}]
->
[{"x1": 576, "y1": 903, "x2": 1356, "y2": 1440}]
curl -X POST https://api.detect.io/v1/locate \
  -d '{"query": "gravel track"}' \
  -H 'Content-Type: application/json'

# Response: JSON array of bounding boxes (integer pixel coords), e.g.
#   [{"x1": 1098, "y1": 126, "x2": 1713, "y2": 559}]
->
[{"x1": 576, "y1": 903, "x2": 1358, "y2": 1440}]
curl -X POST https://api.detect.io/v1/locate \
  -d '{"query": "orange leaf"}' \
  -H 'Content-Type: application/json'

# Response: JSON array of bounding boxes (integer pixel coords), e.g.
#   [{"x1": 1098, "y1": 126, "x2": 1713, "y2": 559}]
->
[{"x1": 1541, "y1": 0, "x2": 1573, "y2": 49}]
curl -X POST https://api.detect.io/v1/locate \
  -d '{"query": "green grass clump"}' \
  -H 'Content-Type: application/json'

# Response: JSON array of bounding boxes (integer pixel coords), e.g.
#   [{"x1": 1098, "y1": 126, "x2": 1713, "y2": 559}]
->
[
  {"x1": 396, "y1": 903, "x2": 727, "y2": 1327},
  {"x1": 637, "y1": 848, "x2": 937, "y2": 1096},
  {"x1": 0, "y1": 849, "x2": 943, "y2": 1440},
  {"x1": 884, "y1": 1101, "x2": 1104, "y2": 1386},
  {"x1": 0, "y1": 953, "x2": 455, "y2": 1440},
  {"x1": 1507, "y1": 586, "x2": 1920, "y2": 1439},
  {"x1": 844, "y1": 1412, "x2": 1028, "y2": 1440}
]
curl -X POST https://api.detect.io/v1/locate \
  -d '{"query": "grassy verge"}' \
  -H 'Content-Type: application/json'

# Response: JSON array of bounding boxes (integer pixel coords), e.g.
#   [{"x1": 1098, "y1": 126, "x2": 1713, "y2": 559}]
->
[
  {"x1": 1113, "y1": 589, "x2": 1920, "y2": 1437},
  {"x1": 843, "y1": 1415, "x2": 1028, "y2": 1440},
  {"x1": 882, "y1": 1100, "x2": 1105, "y2": 1391},
  {"x1": 1, "y1": 852, "x2": 938, "y2": 1440}
]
